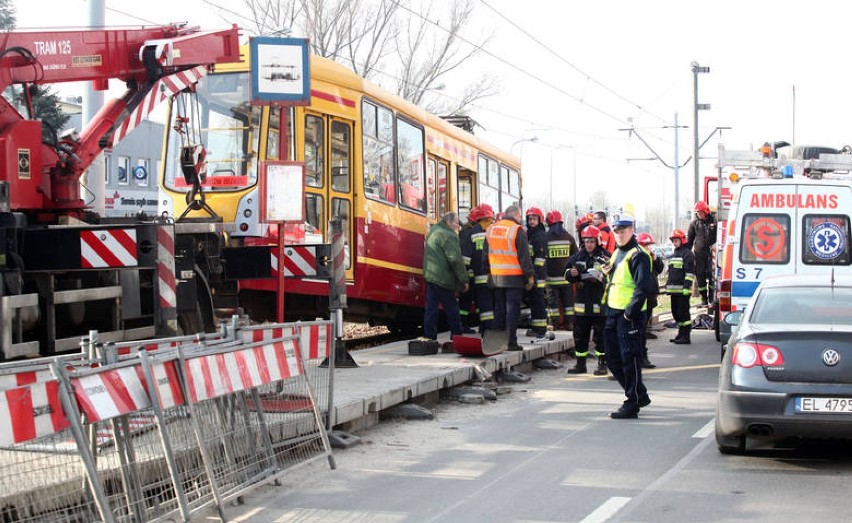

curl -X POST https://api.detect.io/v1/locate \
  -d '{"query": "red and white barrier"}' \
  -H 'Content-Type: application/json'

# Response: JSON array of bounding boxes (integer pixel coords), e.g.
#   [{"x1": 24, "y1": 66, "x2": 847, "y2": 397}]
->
[
  {"x1": 0, "y1": 381, "x2": 70, "y2": 446},
  {"x1": 72, "y1": 366, "x2": 151, "y2": 422},
  {"x1": 0, "y1": 368, "x2": 54, "y2": 390},
  {"x1": 241, "y1": 322, "x2": 332, "y2": 361},
  {"x1": 183, "y1": 339, "x2": 302, "y2": 404},
  {"x1": 149, "y1": 361, "x2": 185, "y2": 410}
]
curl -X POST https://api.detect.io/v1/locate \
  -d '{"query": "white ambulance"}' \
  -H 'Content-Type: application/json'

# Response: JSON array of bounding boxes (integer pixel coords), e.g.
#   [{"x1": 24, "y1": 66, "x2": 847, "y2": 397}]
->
[{"x1": 714, "y1": 145, "x2": 852, "y2": 346}]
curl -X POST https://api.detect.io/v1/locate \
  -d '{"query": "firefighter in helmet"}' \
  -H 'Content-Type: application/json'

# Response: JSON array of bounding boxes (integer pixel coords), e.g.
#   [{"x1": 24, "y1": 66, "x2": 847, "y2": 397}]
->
[
  {"x1": 564, "y1": 225, "x2": 609, "y2": 375},
  {"x1": 457, "y1": 207, "x2": 479, "y2": 331},
  {"x1": 469, "y1": 203, "x2": 495, "y2": 332},
  {"x1": 687, "y1": 200, "x2": 717, "y2": 306},
  {"x1": 524, "y1": 207, "x2": 549, "y2": 338},
  {"x1": 545, "y1": 210, "x2": 578, "y2": 330},
  {"x1": 636, "y1": 232, "x2": 665, "y2": 368},
  {"x1": 666, "y1": 229, "x2": 695, "y2": 345}
]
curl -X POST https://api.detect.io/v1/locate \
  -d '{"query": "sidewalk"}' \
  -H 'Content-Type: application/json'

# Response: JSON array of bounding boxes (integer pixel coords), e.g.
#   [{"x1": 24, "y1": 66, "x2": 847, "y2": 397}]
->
[{"x1": 324, "y1": 331, "x2": 573, "y2": 434}]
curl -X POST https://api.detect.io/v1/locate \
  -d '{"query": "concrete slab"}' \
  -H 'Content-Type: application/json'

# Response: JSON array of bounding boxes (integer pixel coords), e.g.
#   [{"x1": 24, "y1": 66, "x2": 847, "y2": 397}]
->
[{"x1": 324, "y1": 329, "x2": 573, "y2": 431}]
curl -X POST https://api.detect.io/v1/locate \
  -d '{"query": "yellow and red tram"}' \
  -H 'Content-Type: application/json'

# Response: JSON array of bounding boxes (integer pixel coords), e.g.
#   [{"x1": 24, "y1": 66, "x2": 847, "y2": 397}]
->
[{"x1": 160, "y1": 53, "x2": 522, "y2": 330}]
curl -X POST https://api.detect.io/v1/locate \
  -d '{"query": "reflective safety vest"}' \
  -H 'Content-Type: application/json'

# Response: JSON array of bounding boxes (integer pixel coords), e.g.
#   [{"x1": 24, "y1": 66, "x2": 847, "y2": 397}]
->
[
  {"x1": 486, "y1": 219, "x2": 523, "y2": 276},
  {"x1": 606, "y1": 247, "x2": 647, "y2": 311}
]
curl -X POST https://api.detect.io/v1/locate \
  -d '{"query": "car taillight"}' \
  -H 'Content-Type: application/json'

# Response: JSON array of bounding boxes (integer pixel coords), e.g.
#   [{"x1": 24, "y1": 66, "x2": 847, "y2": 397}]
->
[
  {"x1": 718, "y1": 278, "x2": 732, "y2": 312},
  {"x1": 731, "y1": 342, "x2": 784, "y2": 368}
]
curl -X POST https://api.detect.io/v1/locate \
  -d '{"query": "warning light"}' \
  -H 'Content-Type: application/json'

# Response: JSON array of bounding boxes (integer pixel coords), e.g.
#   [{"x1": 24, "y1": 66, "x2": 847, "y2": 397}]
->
[{"x1": 729, "y1": 172, "x2": 740, "y2": 183}]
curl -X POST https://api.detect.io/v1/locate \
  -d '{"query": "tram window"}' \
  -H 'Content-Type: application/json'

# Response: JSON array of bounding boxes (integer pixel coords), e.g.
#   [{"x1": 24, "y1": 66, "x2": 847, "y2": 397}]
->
[
  {"x1": 332, "y1": 198, "x2": 352, "y2": 269},
  {"x1": 427, "y1": 159, "x2": 437, "y2": 220},
  {"x1": 267, "y1": 108, "x2": 281, "y2": 161},
  {"x1": 458, "y1": 176, "x2": 472, "y2": 219},
  {"x1": 509, "y1": 168, "x2": 520, "y2": 197},
  {"x1": 500, "y1": 165, "x2": 509, "y2": 194},
  {"x1": 396, "y1": 117, "x2": 425, "y2": 212},
  {"x1": 362, "y1": 100, "x2": 395, "y2": 204},
  {"x1": 305, "y1": 193, "x2": 324, "y2": 244},
  {"x1": 331, "y1": 121, "x2": 351, "y2": 193},
  {"x1": 438, "y1": 162, "x2": 448, "y2": 216},
  {"x1": 488, "y1": 160, "x2": 499, "y2": 189},
  {"x1": 305, "y1": 115, "x2": 324, "y2": 188}
]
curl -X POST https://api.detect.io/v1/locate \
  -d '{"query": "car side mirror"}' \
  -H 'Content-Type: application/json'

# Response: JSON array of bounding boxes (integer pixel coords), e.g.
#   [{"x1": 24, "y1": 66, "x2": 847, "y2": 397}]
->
[{"x1": 723, "y1": 311, "x2": 743, "y2": 327}]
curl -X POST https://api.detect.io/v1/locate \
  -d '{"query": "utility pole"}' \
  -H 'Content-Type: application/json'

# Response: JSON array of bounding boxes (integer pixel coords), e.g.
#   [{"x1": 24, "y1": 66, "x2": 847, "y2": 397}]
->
[
  {"x1": 673, "y1": 113, "x2": 680, "y2": 231},
  {"x1": 692, "y1": 61, "x2": 710, "y2": 206}
]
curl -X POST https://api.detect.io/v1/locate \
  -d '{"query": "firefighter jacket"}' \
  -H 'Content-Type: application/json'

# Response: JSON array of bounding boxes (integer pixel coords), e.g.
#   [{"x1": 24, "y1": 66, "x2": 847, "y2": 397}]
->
[
  {"x1": 527, "y1": 222, "x2": 548, "y2": 290},
  {"x1": 597, "y1": 222, "x2": 617, "y2": 253},
  {"x1": 459, "y1": 222, "x2": 475, "y2": 280},
  {"x1": 469, "y1": 221, "x2": 489, "y2": 285},
  {"x1": 484, "y1": 218, "x2": 534, "y2": 288},
  {"x1": 564, "y1": 245, "x2": 609, "y2": 316},
  {"x1": 423, "y1": 220, "x2": 468, "y2": 292},
  {"x1": 666, "y1": 244, "x2": 695, "y2": 295},
  {"x1": 687, "y1": 213, "x2": 717, "y2": 253},
  {"x1": 545, "y1": 222, "x2": 578, "y2": 286},
  {"x1": 640, "y1": 246, "x2": 666, "y2": 309},
  {"x1": 603, "y1": 235, "x2": 654, "y2": 318}
]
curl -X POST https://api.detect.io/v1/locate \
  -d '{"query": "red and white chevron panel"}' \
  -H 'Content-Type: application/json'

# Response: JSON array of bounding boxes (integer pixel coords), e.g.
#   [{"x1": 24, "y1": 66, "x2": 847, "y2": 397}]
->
[
  {"x1": 157, "y1": 226, "x2": 177, "y2": 311},
  {"x1": 239, "y1": 322, "x2": 332, "y2": 361},
  {"x1": 149, "y1": 361, "x2": 185, "y2": 410},
  {"x1": 80, "y1": 228, "x2": 138, "y2": 268},
  {"x1": 71, "y1": 366, "x2": 150, "y2": 422},
  {"x1": 0, "y1": 381, "x2": 70, "y2": 446},
  {"x1": 0, "y1": 369, "x2": 53, "y2": 390},
  {"x1": 271, "y1": 246, "x2": 318, "y2": 277},
  {"x1": 183, "y1": 339, "x2": 302, "y2": 404},
  {"x1": 112, "y1": 65, "x2": 208, "y2": 146},
  {"x1": 294, "y1": 323, "x2": 332, "y2": 360}
]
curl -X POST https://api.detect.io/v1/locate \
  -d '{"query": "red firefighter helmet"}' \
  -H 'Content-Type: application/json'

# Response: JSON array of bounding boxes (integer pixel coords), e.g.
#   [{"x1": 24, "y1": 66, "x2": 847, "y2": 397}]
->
[
  {"x1": 525, "y1": 206, "x2": 544, "y2": 221},
  {"x1": 576, "y1": 212, "x2": 595, "y2": 232},
  {"x1": 467, "y1": 205, "x2": 481, "y2": 222},
  {"x1": 545, "y1": 210, "x2": 563, "y2": 225},
  {"x1": 636, "y1": 232, "x2": 655, "y2": 246},
  {"x1": 694, "y1": 200, "x2": 710, "y2": 213},
  {"x1": 496, "y1": 212, "x2": 505, "y2": 221},
  {"x1": 580, "y1": 225, "x2": 601, "y2": 240},
  {"x1": 478, "y1": 203, "x2": 495, "y2": 220},
  {"x1": 669, "y1": 229, "x2": 687, "y2": 242}
]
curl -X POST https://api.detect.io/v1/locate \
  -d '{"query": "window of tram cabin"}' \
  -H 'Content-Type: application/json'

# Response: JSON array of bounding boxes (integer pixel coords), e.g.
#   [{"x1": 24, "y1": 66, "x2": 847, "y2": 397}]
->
[
  {"x1": 426, "y1": 158, "x2": 448, "y2": 220},
  {"x1": 362, "y1": 100, "x2": 396, "y2": 204},
  {"x1": 331, "y1": 121, "x2": 351, "y2": 192},
  {"x1": 163, "y1": 73, "x2": 259, "y2": 192},
  {"x1": 396, "y1": 117, "x2": 426, "y2": 212},
  {"x1": 438, "y1": 162, "x2": 448, "y2": 216}
]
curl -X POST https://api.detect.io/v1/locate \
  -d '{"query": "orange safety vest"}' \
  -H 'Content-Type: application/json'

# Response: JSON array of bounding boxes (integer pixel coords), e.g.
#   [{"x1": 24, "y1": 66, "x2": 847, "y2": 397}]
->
[{"x1": 486, "y1": 219, "x2": 523, "y2": 276}]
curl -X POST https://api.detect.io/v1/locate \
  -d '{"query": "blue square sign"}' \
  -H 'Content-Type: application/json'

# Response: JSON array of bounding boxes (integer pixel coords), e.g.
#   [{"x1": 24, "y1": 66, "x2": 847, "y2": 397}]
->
[{"x1": 250, "y1": 37, "x2": 311, "y2": 105}]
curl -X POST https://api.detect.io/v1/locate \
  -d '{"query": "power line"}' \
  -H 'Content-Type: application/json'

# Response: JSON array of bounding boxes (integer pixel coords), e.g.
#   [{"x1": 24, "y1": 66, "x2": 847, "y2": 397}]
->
[
  {"x1": 386, "y1": 0, "x2": 632, "y2": 127},
  {"x1": 478, "y1": 0, "x2": 672, "y2": 127}
]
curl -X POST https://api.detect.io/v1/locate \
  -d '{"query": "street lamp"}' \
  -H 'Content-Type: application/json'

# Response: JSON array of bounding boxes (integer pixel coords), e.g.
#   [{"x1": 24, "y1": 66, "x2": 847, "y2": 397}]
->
[
  {"x1": 510, "y1": 136, "x2": 539, "y2": 156},
  {"x1": 692, "y1": 61, "x2": 710, "y2": 206}
]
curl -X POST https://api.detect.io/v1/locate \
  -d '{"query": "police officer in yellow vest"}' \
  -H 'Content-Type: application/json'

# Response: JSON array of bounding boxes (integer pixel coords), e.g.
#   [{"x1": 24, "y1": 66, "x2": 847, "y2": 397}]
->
[{"x1": 601, "y1": 213, "x2": 654, "y2": 419}]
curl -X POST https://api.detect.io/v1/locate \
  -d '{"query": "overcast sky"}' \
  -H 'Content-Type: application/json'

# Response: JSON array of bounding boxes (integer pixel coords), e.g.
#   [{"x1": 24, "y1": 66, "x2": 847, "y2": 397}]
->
[{"x1": 13, "y1": 0, "x2": 852, "y2": 228}]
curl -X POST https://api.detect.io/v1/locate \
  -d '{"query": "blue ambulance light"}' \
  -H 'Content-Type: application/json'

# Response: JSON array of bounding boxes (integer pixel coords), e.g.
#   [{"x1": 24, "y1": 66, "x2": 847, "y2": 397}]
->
[{"x1": 781, "y1": 165, "x2": 794, "y2": 178}]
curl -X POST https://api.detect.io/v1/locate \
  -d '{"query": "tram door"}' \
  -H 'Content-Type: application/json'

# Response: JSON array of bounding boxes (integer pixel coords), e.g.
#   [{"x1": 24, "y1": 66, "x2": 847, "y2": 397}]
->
[
  {"x1": 457, "y1": 168, "x2": 474, "y2": 222},
  {"x1": 302, "y1": 111, "x2": 354, "y2": 277}
]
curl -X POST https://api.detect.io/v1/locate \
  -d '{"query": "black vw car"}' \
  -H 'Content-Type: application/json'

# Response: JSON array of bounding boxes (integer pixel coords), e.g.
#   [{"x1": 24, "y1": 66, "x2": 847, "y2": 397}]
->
[{"x1": 716, "y1": 274, "x2": 852, "y2": 454}]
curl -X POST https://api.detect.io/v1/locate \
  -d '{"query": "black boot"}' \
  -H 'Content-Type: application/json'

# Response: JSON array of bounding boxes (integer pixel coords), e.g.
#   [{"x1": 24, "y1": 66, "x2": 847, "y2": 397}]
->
[
  {"x1": 593, "y1": 355, "x2": 608, "y2": 375},
  {"x1": 567, "y1": 356, "x2": 587, "y2": 374},
  {"x1": 673, "y1": 326, "x2": 691, "y2": 345},
  {"x1": 669, "y1": 326, "x2": 683, "y2": 343},
  {"x1": 641, "y1": 350, "x2": 656, "y2": 369}
]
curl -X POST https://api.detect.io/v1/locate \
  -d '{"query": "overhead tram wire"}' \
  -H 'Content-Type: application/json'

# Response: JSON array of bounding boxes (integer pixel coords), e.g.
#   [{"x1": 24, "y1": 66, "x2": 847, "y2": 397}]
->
[
  {"x1": 386, "y1": 0, "x2": 632, "y2": 128},
  {"x1": 478, "y1": 0, "x2": 672, "y2": 128}
]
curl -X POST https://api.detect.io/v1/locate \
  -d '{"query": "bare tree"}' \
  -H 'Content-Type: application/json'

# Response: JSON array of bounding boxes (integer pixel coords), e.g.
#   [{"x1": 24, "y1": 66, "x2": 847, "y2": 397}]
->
[
  {"x1": 395, "y1": 0, "x2": 490, "y2": 108},
  {"x1": 238, "y1": 0, "x2": 495, "y2": 114}
]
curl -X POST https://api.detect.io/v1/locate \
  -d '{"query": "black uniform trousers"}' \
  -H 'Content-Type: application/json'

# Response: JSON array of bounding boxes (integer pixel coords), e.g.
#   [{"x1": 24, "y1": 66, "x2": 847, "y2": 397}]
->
[
  {"x1": 573, "y1": 315, "x2": 604, "y2": 357},
  {"x1": 604, "y1": 311, "x2": 650, "y2": 410},
  {"x1": 493, "y1": 287, "x2": 523, "y2": 346}
]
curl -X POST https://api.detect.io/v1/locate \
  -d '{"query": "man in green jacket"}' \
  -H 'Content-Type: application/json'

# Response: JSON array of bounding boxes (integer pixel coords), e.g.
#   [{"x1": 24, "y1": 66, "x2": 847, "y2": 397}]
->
[{"x1": 423, "y1": 212, "x2": 470, "y2": 340}]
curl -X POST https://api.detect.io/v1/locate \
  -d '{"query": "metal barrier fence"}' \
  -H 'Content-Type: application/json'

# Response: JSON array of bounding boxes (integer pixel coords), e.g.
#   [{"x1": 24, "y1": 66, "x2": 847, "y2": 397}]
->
[{"x1": 0, "y1": 318, "x2": 336, "y2": 522}]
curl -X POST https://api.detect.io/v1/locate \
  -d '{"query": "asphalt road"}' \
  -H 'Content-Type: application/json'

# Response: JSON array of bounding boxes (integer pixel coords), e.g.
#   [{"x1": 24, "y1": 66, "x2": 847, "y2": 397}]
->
[{"x1": 216, "y1": 328, "x2": 852, "y2": 523}]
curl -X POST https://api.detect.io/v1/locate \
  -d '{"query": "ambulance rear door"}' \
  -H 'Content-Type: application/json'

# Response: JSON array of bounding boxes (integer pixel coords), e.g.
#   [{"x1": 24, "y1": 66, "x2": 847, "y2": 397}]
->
[{"x1": 796, "y1": 182, "x2": 852, "y2": 276}]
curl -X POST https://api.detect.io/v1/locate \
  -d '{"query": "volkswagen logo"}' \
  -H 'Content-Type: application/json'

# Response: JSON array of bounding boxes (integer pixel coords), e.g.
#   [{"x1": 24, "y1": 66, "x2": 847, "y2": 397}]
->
[{"x1": 822, "y1": 349, "x2": 841, "y2": 366}]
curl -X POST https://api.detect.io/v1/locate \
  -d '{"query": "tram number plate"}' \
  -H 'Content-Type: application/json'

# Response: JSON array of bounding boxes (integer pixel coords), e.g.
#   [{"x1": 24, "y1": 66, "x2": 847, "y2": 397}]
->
[{"x1": 795, "y1": 397, "x2": 852, "y2": 413}]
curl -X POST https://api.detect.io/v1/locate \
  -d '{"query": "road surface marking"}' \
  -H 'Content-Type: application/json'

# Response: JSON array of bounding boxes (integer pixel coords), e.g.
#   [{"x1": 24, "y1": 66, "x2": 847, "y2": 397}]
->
[
  {"x1": 580, "y1": 497, "x2": 631, "y2": 523},
  {"x1": 693, "y1": 418, "x2": 715, "y2": 438}
]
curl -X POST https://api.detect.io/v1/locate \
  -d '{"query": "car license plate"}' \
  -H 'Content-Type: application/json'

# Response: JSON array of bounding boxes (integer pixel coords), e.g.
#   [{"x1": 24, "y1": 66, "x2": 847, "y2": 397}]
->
[{"x1": 795, "y1": 397, "x2": 852, "y2": 413}]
